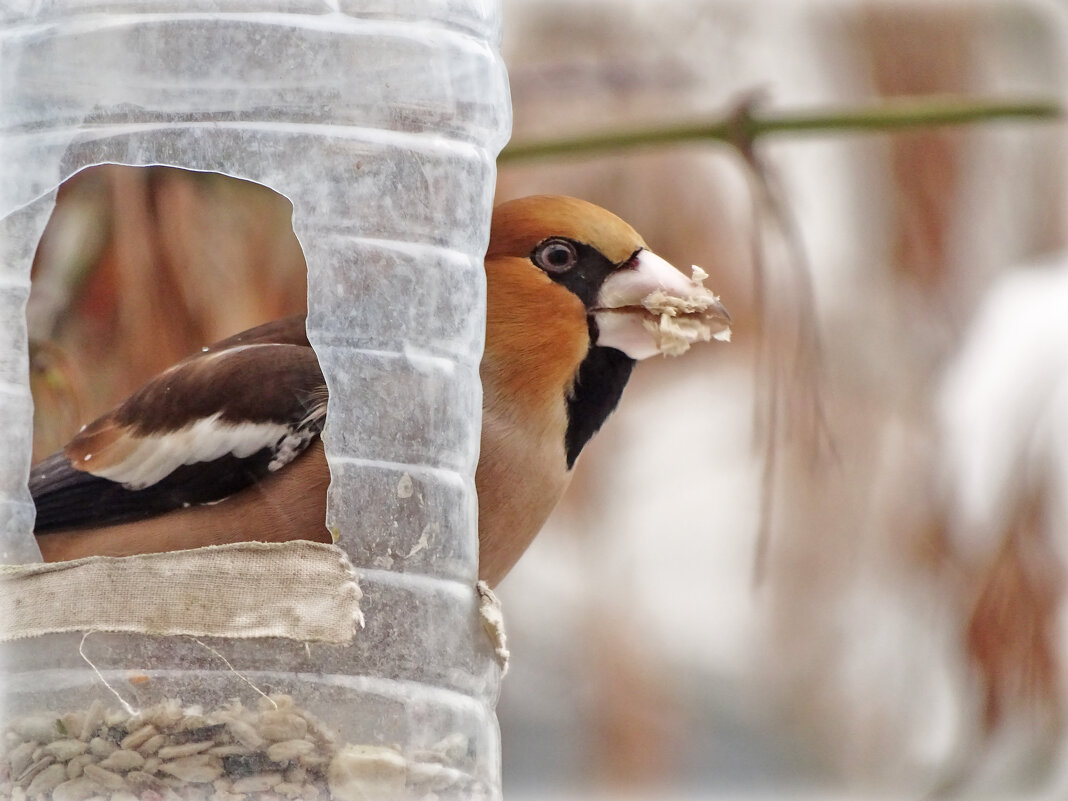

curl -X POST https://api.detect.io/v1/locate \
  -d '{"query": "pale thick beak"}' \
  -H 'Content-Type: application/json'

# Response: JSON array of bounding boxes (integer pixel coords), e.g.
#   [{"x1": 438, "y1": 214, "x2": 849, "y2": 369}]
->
[{"x1": 593, "y1": 250, "x2": 731, "y2": 360}]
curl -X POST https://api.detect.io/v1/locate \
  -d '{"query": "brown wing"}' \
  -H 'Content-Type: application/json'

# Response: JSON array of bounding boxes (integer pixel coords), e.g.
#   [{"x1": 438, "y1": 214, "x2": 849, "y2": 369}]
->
[{"x1": 32, "y1": 318, "x2": 327, "y2": 534}]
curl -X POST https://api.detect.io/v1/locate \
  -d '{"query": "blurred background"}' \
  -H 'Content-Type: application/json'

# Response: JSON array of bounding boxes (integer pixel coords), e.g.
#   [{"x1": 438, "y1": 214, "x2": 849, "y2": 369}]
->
[{"x1": 23, "y1": 0, "x2": 1068, "y2": 798}]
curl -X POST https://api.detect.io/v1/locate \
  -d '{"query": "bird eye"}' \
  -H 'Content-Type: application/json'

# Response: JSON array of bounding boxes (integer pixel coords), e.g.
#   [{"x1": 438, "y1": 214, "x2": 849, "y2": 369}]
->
[{"x1": 533, "y1": 239, "x2": 578, "y2": 273}]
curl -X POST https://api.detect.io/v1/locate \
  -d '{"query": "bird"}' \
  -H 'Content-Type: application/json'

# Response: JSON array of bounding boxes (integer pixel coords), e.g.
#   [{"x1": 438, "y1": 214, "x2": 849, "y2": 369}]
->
[{"x1": 29, "y1": 195, "x2": 731, "y2": 587}]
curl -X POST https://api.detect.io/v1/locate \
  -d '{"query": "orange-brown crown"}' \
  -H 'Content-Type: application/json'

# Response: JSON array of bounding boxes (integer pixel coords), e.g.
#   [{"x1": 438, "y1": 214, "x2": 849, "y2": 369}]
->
[{"x1": 488, "y1": 195, "x2": 647, "y2": 266}]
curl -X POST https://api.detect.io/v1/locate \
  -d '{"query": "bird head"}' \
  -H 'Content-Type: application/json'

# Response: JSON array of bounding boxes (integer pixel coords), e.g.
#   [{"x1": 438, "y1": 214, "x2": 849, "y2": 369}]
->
[
  {"x1": 477, "y1": 195, "x2": 731, "y2": 584},
  {"x1": 486, "y1": 195, "x2": 731, "y2": 364}
]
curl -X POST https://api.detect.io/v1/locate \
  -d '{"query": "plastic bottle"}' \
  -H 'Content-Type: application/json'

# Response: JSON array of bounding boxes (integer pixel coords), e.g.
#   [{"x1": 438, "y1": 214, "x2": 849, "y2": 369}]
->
[{"x1": 0, "y1": 3, "x2": 511, "y2": 799}]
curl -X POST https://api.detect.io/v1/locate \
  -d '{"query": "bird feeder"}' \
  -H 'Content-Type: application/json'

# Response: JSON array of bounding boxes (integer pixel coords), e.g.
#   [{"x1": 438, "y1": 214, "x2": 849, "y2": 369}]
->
[{"x1": 0, "y1": 3, "x2": 511, "y2": 800}]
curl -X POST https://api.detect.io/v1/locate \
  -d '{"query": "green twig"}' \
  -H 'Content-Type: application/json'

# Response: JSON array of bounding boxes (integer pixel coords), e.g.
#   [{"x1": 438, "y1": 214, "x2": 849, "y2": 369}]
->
[{"x1": 499, "y1": 95, "x2": 1062, "y2": 163}]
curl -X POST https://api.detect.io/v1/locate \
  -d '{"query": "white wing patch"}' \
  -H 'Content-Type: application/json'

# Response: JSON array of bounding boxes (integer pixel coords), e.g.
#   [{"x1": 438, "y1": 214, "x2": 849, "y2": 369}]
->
[
  {"x1": 268, "y1": 431, "x2": 315, "y2": 472},
  {"x1": 87, "y1": 413, "x2": 292, "y2": 489}
]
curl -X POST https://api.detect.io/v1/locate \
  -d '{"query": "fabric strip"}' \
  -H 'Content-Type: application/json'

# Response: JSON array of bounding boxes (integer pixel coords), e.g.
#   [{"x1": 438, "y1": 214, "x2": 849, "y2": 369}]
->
[{"x1": 0, "y1": 540, "x2": 361, "y2": 643}]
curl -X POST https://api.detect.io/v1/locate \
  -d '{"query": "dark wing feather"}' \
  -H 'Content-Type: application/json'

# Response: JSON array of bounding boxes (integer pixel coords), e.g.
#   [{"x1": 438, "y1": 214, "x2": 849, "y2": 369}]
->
[
  {"x1": 31, "y1": 451, "x2": 283, "y2": 531},
  {"x1": 32, "y1": 323, "x2": 328, "y2": 534}
]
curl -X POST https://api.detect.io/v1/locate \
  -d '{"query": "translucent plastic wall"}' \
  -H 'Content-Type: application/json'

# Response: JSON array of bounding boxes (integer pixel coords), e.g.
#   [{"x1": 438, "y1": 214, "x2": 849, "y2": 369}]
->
[{"x1": 0, "y1": 3, "x2": 511, "y2": 800}]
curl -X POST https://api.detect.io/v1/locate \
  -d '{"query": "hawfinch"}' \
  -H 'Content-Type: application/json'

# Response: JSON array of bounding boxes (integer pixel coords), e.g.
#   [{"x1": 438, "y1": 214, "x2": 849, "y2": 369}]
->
[{"x1": 30, "y1": 196, "x2": 730, "y2": 586}]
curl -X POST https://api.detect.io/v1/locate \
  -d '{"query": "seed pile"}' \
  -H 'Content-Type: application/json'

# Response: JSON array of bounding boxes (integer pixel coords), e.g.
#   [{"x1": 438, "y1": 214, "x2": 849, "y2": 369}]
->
[{"x1": 0, "y1": 694, "x2": 480, "y2": 800}]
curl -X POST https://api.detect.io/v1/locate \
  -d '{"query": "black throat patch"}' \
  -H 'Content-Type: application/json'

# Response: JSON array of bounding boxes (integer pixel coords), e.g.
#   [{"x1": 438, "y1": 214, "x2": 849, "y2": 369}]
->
[
  {"x1": 531, "y1": 238, "x2": 640, "y2": 469},
  {"x1": 563, "y1": 326, "x2": 635, "y2": 469}
]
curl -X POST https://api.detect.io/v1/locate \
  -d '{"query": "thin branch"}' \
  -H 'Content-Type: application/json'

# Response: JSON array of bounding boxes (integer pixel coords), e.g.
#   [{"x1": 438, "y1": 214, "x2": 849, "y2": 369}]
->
[{"x1": 499, "y1": 95, "x2": 1061, "y2": 163}]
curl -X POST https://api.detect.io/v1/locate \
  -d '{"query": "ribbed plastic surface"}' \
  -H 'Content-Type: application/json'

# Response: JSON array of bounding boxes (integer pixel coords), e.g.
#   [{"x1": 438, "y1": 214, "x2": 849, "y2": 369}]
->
[{"x1": 0, "y1": 4, "x2": 511, "y2": 799}]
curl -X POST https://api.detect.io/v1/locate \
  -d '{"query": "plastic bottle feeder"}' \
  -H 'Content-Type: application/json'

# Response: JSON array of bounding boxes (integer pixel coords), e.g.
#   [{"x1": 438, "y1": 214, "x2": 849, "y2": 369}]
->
[{"x1": 0, "y1": 4, "x2": 511, "y2": 800}]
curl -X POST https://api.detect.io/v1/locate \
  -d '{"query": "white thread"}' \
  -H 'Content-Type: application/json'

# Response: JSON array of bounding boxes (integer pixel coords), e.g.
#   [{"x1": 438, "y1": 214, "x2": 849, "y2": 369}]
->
[
  {"x1": 190, "y1": 637, "x2": 278, "y2": 710},
  {"x1": 78, "y1": 631, "x2": 138, "y2": 716}
]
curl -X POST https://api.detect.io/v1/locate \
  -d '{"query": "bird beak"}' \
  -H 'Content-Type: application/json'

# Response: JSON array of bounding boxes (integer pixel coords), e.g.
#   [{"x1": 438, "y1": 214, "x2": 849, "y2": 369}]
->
[{"x1": 592, "y1": 250, "x2": 732, "y2": 359}]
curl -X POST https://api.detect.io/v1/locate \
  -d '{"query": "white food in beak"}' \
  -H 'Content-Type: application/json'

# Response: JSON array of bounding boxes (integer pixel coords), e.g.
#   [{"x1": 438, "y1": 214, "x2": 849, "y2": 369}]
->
[{"x1": 593, "y1": 251, "x2": 731, "y2": 360}]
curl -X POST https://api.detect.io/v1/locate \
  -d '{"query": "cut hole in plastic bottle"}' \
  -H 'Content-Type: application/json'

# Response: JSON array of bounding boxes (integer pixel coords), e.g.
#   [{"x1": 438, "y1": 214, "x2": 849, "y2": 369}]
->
[{"x1": 29, "y1": 165, "x2": 309, "y2": 463}]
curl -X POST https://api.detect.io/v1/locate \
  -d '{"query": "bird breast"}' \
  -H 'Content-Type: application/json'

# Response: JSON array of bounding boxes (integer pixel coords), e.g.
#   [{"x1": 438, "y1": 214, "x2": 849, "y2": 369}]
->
[{"x1": 475, "y1": 401, "x2": 573, "y2": 587}]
